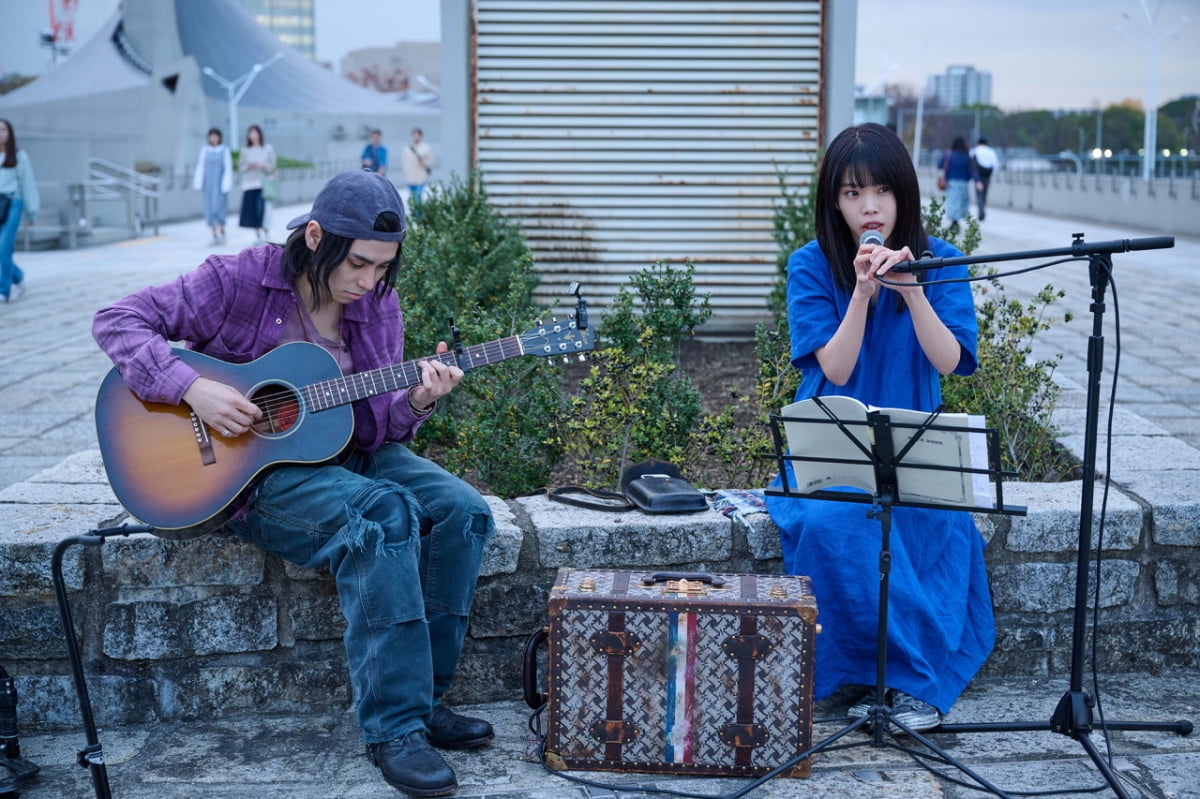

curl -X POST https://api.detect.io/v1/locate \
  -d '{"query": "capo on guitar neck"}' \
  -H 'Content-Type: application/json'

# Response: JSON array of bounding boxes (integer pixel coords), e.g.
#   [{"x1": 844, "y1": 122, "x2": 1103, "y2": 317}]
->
[{"x1": 449, "y1": 317, "x2": 463, "y2": 357}]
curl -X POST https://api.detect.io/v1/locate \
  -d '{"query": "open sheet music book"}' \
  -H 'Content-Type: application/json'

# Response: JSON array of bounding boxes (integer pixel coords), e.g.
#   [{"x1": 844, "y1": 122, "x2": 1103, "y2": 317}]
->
[{"x1": 779, "y1": 395, "x2": 994, "y2": 509}]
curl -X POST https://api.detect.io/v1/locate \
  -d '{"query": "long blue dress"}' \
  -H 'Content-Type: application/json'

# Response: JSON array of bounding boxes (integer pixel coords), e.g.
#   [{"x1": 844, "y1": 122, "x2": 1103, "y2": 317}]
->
[
  {"x1": 766, "y1": 237, "x2": 993, "y2": 714},
  {"x1": 201, "y1": 147, "x2": 228, "y2": 227}
]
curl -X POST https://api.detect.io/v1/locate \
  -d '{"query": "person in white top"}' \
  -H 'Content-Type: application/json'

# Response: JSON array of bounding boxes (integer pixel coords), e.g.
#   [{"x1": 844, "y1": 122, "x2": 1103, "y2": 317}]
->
[
  {"x1": 400, "y1": 127, "x2": 435, "y2": 208},
  {"x1": 969, "y1": 138, "x2": 999, "y2": 222}
]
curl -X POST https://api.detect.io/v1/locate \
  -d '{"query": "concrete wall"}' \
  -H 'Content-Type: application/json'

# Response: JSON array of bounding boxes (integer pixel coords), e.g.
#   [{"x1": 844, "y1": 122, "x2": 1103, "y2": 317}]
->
[
  {"x1": 921, "y1": 167, "x2": 1200, "y2": 237},
  {"x1": 3, "y1": 385, "x2": 1199, "y2": 731}
]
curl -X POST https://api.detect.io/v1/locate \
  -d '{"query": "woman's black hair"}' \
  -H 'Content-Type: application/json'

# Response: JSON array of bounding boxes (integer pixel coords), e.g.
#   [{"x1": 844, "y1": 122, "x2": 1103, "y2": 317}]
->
[
  {"x1": 207, "y1": 127, "x2": 223, "y2": 144},
  {"x1": 950, "y1": 135, "x2": 969, "y2": 154},
  {"x1": 280, "y1": 211, "x2": 404, "y2": 310},
  {"x1": 245, "y1": 124, "x2": 264, "y2": 148},
  {"x1": 1, "y1": 119, "x2": 16, "y2": 168},
  {"x1": 814, "y1": 123, "x2": 928, "y2": 297}
]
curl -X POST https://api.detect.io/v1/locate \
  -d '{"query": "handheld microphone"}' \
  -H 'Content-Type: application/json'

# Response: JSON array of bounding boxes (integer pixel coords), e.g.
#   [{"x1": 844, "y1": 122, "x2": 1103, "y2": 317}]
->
[{"x1": 859, "y1": 229, "x2": 884, "y2": 248}]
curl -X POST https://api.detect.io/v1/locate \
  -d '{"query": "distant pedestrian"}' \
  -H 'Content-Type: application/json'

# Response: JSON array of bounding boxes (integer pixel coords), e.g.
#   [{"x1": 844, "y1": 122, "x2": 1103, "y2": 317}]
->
[
  {"x1": 238, "y1": 124, "x2": 277, "y2": 244},
  {"x1": 193, "y1": 127, "x2": 233, "y2": 245},
  {"x1": 0, "y1": 118, "x2": 39, "y2": 303},
  {"x1": 400, "y1": 127, "x2": 435, "y2": 206},
  {"x1": 970, "y1": 137, "x2": 999, "y2": 222},
  {"x1": 361, "y1": 129, "x2": 388, "y2": 175},
  {"x1": 938, "y1": 136, "x2": 982, "y2": 235}
]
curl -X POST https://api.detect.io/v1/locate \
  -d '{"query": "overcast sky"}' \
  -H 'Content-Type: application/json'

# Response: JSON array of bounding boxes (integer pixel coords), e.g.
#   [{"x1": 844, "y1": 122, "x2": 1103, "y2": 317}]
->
[
  {"x1": 855, "y1": 0, "x2": 1198, "y2": 110},
  {"x1": 2, "y1": 0, "x2": 1195, "y2": 112}
]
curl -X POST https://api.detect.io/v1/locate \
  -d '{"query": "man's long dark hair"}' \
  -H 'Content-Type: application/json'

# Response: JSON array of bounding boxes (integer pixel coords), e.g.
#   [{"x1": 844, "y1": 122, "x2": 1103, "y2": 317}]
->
[
  {"x1": 280, "y1": 211, "x2": 403, "y2": 310},
  {"x1": 814, "y1": 123, "x2": 929, "y2": 297},
  {"x1": 1, "y1": 119, "x2": 17, "y2": 168}
]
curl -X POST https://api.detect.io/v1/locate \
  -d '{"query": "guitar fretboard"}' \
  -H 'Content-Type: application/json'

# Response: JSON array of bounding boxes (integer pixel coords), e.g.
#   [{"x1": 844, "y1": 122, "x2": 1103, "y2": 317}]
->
[{"x1": 303, "y1": 336, "x2": 525, "y2": 411}]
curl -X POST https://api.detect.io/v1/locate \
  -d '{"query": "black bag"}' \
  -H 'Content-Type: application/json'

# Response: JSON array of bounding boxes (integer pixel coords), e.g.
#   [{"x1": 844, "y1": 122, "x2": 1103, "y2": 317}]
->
[
  {"x1": 0, "y1": 194, "x2": 11, "y2": 227},
  {"x1": 548, "y1": 459, "x2": 708, "y2": 514}
]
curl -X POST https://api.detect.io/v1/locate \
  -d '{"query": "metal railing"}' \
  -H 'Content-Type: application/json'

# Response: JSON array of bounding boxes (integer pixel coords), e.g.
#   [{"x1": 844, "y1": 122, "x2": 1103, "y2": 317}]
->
[
  {"x1": 85, "y1": 157, "x2": 161, "y2": 237},
  {"x1": 20, "y1": 158, "x2": 162, "y2": 250}
]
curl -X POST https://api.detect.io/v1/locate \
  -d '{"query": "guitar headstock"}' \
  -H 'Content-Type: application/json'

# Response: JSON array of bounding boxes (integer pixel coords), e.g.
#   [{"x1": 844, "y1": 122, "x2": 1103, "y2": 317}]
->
[{"x1": 519, "y1": 313, "x2": 595, "y2": 362}]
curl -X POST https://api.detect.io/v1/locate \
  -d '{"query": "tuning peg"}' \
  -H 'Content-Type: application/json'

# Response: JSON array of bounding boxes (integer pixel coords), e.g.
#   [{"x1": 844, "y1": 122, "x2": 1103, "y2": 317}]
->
[
  {"x1": 551, "y1": 316, "x2": 558, "y2": 323},
  {"x1": 578, "y1": 354, "x2": 586, "y2": 362},
  {"x1": 562, "y1": 356, "x2": 570, "y2": 364}
]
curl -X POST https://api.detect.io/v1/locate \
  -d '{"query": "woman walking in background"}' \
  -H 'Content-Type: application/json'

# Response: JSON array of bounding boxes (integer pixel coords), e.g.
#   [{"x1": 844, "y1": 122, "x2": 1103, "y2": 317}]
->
[
  {"x1": 238, "y1": 124, "x2": 276, "y2": 244},
  {"x1": 937, "y1": 136, "x2": 982, "y2": 235},
  {"x1": 193, "y1": 127, "x2": 233, "y2": 245},
  {"x1": 0, "y1": 119, "x2": 39, "y2": 303}
]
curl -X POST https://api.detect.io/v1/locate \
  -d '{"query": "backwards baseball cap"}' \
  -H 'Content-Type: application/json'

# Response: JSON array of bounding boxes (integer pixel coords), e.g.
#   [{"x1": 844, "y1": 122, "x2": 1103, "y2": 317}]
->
[{"x1": 286, "y1": 169, "x2": 406, "y2": 242}]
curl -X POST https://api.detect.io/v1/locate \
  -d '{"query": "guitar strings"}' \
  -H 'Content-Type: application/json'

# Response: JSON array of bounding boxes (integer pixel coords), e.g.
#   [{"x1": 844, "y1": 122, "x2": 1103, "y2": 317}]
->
[{"x1": 225, "y1": 336, "x2": 533, "y2": 423}]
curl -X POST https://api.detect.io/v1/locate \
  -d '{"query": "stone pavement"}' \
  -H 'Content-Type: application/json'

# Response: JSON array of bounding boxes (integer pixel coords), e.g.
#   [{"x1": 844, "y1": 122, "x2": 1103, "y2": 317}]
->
[
  {"x1": 2, "y1": 206, "x2": 1199, "y2": 799},
  {"x1": 6, "y1": 671, "x2": 1199, "y2": 799}
]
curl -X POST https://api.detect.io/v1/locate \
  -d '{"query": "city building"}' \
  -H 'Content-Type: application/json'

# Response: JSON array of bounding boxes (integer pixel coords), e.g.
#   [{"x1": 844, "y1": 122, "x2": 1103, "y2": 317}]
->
[
  {"x1": 236, "y1": 0, "x2": 316, "y2": 61},
  {"x1": 927, "y1": 65, "x2": 992, "y2": 109}
]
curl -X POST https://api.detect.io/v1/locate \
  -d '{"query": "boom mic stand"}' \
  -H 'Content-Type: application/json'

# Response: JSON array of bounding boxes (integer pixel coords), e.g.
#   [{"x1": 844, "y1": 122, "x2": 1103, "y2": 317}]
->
[{"x1": 894, "y1": 234, "x2": 1193, "y2": 798}]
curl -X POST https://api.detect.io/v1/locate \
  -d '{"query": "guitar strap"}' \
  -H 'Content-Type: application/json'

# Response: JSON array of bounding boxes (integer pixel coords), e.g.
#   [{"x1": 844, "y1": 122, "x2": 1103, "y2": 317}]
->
[{"x1": 546, "y1": 485, "x2": 635, "y2": 512}]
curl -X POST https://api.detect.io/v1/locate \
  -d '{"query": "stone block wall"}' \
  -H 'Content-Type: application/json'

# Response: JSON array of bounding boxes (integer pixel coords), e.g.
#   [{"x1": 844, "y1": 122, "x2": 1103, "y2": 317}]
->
[{"x1": 2, "y1": 443, "x2": 1199, "y2": 730}]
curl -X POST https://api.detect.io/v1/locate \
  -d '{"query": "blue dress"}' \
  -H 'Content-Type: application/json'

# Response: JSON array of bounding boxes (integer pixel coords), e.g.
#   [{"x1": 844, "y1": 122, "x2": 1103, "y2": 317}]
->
[
  {"x1": 202, "y1": 147, "x2": 228, "y2": 227},
  {"x1": 766, "y1": 237, "x2": 992, "y2": 713}
]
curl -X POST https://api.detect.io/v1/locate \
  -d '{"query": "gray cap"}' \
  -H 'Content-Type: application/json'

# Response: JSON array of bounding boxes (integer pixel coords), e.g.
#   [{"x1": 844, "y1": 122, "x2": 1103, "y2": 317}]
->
[{"x1": 286, "y1": 169, "x2": 406, "y2": 242}]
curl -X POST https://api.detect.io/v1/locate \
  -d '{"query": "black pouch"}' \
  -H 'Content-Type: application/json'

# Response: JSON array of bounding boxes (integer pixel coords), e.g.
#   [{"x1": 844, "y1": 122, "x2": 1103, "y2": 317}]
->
[
  {"x1": 547, "y1": 460, "x2": 707, "y2": 514},
  {"x1": 620, "y1": 459, "x2": 708, "y2": 514}
]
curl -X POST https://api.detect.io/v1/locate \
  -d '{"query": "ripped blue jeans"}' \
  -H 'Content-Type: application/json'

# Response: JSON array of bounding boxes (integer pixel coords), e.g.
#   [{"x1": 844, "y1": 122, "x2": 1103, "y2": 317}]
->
[{"x1": 227, "y1": 443, "x2": 494, "y2": 743}]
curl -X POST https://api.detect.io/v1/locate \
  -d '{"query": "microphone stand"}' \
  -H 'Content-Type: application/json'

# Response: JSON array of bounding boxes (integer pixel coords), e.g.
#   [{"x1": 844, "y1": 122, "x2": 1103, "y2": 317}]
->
[{"x1": 902, "y1": 233, "x2": 1192, "y2": 798}]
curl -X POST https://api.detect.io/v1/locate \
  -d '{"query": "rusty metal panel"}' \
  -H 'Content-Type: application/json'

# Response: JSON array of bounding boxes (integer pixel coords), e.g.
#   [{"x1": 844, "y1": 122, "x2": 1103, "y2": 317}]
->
[{"x1": 474, "y1": 0, "x2": 824, "y2": 334}]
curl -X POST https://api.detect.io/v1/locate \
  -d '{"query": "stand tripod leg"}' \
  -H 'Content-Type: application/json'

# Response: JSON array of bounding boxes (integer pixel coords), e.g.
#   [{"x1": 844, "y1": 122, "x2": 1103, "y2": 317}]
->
[
  {"x1": 53, "y1": 532, "x2": 113, "y2": 799},
  {"x1": 52, "y1": 525, "x2": 153, "y2": 799}
]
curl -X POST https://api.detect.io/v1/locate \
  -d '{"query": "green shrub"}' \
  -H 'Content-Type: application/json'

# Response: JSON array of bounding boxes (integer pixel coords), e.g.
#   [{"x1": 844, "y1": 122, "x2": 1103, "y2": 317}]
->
[
  {"x1": 921, "y1": 196, "x2": 1075, "y2": 481},
  {"x1": 395, "y1": 171, "x2": 566, "y2": 496},
  {"x1": 556, "y1": 260, "x2": 711, "y2": 488}
]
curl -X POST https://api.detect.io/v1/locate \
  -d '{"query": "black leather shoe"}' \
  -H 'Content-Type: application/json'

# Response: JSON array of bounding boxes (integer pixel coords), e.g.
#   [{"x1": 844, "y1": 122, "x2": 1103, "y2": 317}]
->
[
  {"x1": 427, "y1": 704, "x2": 494, "y2": 750},
  {"x1": 367, "y1": 731, "x2": 457, "y2": 797}
]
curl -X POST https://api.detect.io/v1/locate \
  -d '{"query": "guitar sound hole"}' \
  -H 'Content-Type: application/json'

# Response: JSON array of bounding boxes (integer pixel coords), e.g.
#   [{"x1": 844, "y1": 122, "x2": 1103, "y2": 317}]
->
[{"x1": 249, "y1": 383, "x2": 302, "y2": 436}]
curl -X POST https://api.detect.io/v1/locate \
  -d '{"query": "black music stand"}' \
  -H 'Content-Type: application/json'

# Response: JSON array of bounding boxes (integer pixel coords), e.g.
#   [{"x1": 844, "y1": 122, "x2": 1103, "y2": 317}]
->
[
  {"x1": 52, "y1": 523, "x2": 155, "y2": 799},
  {"x1": 763, "y1": 398, "x2": 1027, "y2": 798}
]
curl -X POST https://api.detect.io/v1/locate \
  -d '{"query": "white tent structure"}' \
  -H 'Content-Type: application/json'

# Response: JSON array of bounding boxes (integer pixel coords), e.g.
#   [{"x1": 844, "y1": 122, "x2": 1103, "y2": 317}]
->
[{"x1": 0, "y1": 0, "x2": 436, "y2": 229}]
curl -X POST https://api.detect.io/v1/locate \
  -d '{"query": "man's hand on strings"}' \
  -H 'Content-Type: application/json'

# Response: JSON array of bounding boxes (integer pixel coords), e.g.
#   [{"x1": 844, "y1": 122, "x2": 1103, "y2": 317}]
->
[{"x1": 183, "y1": 376, "x2": 263, "y2": 438}]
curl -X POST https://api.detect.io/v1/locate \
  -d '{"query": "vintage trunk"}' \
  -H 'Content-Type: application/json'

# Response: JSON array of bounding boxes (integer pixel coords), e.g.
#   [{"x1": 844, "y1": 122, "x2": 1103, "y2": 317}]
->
[{"x1": 540, "y1": 568, "x2": 818, "y2": 778}]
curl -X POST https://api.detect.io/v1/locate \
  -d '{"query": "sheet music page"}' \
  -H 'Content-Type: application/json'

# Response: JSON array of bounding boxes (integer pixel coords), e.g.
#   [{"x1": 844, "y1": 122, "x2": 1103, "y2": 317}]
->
[
  {"x1": 781, "y1": 397, "x2": 992, "y2": 509},
  {"x1": 967, "y1": 415, "x2": 995, "y2": 509},
  {"x1": 882, "y1": 407, "x2": 989, "y2": 508},
  {"x1": 779, "y1": 397, "x2": 876, "y2": 494}
]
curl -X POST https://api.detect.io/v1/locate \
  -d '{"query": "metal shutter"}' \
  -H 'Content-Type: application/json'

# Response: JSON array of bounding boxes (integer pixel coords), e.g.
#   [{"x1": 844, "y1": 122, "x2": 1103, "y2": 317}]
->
[{"x1": 473, "y1": 0, "x2": 823, "y2": 334}]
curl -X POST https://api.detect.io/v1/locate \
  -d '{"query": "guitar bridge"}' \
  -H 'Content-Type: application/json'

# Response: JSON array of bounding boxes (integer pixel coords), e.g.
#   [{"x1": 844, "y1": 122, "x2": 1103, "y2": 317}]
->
[{"x1": 191, "y1": 411, "x2": 217, "y2": 465}]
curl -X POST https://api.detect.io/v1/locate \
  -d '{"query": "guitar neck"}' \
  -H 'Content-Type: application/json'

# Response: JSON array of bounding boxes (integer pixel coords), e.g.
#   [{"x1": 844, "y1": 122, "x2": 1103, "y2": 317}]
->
[{"x1": 303, "y1": 336, "x2": 524, "y2": 412}]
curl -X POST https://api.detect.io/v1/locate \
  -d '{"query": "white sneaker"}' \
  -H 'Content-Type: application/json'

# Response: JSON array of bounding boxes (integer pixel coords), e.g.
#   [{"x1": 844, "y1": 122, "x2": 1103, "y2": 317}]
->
[
  {"x1": 847, "y1": 689, "x2": 876, "y2": 719},
  {"x1": 888, "y1": 690, "x2": 941, "y2": 732},
  {"x1": 11, "y1": 283, "x2": 25, "y2": 301}
]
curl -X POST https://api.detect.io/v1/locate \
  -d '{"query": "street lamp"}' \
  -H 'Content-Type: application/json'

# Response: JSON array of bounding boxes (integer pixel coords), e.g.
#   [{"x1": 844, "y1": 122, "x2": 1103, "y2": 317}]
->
[
  {"x1": 202, "y1": 51, "x2": 284, "y2": 145},
  {"x1": 1117, "y1": 2, "x2": 1190, "y2": 181}
]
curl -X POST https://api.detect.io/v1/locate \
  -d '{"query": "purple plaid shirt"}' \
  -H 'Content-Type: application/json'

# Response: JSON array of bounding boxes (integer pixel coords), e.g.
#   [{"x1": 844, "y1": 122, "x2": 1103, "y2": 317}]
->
[{"x1": 92, "y1": 245, "x2": 429, "y2": 452}]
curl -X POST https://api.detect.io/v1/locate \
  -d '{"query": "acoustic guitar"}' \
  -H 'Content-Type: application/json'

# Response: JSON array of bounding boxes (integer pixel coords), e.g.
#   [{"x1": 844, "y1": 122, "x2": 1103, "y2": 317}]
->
[{"x1": 95, "y1": 315, "x2": 592, "y2": 539}]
